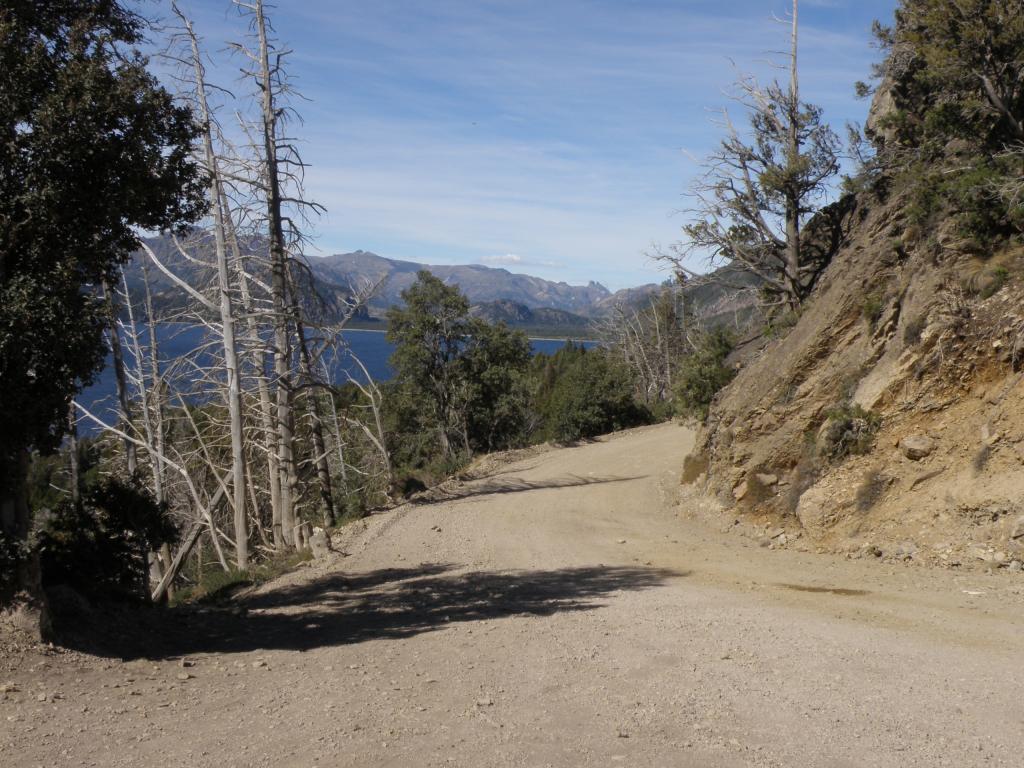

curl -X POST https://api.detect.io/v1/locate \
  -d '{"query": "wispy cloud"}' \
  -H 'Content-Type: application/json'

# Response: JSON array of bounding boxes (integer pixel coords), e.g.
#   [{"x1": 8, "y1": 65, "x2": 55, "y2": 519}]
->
[
  {"x1": 166, "y1": 0, "x2": 897, "y2": 289},
  {"x1": 478, "y1": 253, "x2": 562, "y2": 269}
]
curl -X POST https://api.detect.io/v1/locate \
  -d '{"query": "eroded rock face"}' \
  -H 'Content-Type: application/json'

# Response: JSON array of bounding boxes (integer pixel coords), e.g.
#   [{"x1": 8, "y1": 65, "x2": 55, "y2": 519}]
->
[
  {"x1": 899, "y1": 435, "x2": 936, "y2": 460},
  {"x1": 733, "y1": 481, "x2": 749, "y2": 501}
]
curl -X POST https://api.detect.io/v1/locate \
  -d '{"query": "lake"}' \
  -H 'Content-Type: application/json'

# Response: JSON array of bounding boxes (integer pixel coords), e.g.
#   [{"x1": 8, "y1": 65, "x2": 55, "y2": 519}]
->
[{"x1": 78, "y1": 324, "x2": 595, "y2": 430}]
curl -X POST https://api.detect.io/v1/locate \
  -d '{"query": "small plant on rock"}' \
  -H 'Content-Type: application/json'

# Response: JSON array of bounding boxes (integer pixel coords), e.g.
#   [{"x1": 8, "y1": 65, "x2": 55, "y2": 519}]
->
[
  {"x1": 862, "y1": 293, "x2": 885, "y2": 327},
  {"x1": 817, "y1": 403, "x2": 882, "y2": 461}
]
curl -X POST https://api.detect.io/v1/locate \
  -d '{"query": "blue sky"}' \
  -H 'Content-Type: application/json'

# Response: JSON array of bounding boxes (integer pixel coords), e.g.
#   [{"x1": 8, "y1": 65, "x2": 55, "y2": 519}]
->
[{"x1": 165, "y1": 0, "x2": 897, "y2": 290}]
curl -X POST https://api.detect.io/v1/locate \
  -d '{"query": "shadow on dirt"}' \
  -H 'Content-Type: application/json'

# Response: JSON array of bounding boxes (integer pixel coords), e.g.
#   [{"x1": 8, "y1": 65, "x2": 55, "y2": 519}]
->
[
  {"x1": 58, "y1": 563, "x2": 686, "y2": 660},
  {"x1": 414, "y1": 474, "x2": 646, "y2": 505}
]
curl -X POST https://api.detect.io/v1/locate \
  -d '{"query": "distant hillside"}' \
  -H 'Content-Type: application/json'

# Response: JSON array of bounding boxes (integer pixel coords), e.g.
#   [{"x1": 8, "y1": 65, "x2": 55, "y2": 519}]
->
[
  {"x1": 313, "y1": 250, "x2": 615, "y2": 316},
  {"x1": 122, "y1": 240, "x2": 757, "y2": 331},
  {"x1": 468, "y1": 300, "x2": 594, "y2": 336},
  {"x1": 121, "y1": 235, "x2": 368, "y2": 324}
]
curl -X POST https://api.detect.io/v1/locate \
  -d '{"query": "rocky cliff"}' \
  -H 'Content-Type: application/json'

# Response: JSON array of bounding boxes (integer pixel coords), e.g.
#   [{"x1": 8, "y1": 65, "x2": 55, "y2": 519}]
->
[{"x1": 681, "y1": 177, "x2": 1024, "y2": 571}]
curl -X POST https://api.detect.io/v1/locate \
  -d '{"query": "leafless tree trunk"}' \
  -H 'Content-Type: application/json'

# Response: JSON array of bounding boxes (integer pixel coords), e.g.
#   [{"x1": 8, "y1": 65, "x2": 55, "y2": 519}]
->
[
  {"x1": 225, "y1": 208, "x2": 283, "y2": 546},
  {"x1": 783, "y1": 0, "x2": 801, "y2": 307},
  {"x1": 104, "y1": 281, "x2": 137, "y2": 477},
  {"x1": 176, "y1": 5, "x2": 249, "y2": 568},
  {"x1": 237, "y1": 0, "x2": 299, "y2": 545},
  {"x1": 293, "y1": 312, "x2": 336, "y2": 527},
  {"x1": 67, "y1": 402, "x2": 80, "y2": 504}
]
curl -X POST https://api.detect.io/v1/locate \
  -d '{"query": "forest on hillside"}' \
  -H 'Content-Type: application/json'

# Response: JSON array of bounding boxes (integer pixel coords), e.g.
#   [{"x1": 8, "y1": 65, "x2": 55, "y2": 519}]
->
[{"x1": 3, "y1": 0, "x2": 1023, "y2": 637}]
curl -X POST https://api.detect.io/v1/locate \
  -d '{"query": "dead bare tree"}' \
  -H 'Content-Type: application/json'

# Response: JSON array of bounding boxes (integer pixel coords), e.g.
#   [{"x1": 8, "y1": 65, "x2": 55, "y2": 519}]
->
[
  {"x1": 595, "y1": 287, "x2": 700, "y2": 406},
  {"x1": 230, "y1": 0, "x2": 326, "y2": 546},
  {"x1": 172, "y1": 4, "x2": 249, "y2": 568},
  {"x1": 655, "y1": 0, "x2": 840, "y2": 310}
]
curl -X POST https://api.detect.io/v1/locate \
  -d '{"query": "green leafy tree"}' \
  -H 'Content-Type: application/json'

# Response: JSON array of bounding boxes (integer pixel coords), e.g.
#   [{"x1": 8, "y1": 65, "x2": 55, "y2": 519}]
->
[
  {"x1": 540, "y1": 347, "x2": 650, "y2": 443},
  {"x1": 894, "y1": 0, "x2": 1024, "y2": 148},
  {"x1": 386, "y1": 271, "x2": 532, "y2": 464},
  {"x1": 386, "y1": 271, "x2": 474, "y2": 460},
  {"x1": 38, "y1": 478, "x2": 177, "y2": 603},
  {"x1": 0, "y1": 1, "x2": 203, "y2": 621},
  {"x1": 864, "y1": 2, "x2": 1024, "y2": 239},
  {"x1": 461, "y1": 322, "x2": 532, "y2": 453}
]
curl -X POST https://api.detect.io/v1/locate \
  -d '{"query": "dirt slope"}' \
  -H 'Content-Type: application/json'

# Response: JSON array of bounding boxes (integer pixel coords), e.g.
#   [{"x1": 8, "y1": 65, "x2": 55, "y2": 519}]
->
[
  {"x1": 3, "y1": 423, "x2": 1024, "y2": 767},
  {"x1": 688, "y1": 185, "x2": 1024, "y2": 566}
]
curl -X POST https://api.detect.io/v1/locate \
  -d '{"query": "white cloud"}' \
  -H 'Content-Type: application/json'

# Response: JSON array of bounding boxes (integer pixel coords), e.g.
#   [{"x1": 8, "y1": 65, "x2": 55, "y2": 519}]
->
[
  {"x1": 478, "y1": 253, "x2": 563, "y2": 270},
  {"x1": 480, "y1": 254, "x2": 523, "y2": 265}
]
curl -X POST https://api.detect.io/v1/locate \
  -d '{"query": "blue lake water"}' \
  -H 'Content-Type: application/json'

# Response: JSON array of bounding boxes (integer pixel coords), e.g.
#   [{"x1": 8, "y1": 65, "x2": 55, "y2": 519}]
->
[{"x1": 78, "y1": 324, "x2": 594, "y2": 430}]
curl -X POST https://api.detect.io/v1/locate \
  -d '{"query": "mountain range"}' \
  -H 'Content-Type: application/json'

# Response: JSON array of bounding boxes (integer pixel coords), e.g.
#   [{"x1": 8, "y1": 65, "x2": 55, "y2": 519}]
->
[
  {"x1": 124, "y1": 240, "x2": 756, "y2": 335},
  {"x1": 311, "y1": 250, "x2": 656, "y2": 318}
]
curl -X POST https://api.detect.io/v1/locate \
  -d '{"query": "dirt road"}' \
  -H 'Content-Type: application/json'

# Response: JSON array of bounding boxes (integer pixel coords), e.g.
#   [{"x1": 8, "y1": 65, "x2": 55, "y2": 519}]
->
[{"x1": 3, "y1": 422, "x2": 1024, "y2": 767}]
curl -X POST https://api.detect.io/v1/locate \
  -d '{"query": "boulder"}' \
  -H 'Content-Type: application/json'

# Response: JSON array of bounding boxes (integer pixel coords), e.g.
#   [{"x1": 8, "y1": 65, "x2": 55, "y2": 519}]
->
[
  {"x1": 795, "y1": 484, "x2": 835, "y2": 537},
  {"x1": 309, "y1": 527, "x2": 333, "y2": 559},
  {"x1": 899, "y1": 435, "x2": 936, "y2": 460}
]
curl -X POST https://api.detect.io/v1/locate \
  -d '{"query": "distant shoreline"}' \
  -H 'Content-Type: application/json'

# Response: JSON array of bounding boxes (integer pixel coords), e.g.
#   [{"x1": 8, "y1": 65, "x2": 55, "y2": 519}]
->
[
  {"x1": 139, "y1": 320, "x2": 599, "y2": 343},
  {"x1": 344, "y1": 321, "x2": 599, "y2": 343}
]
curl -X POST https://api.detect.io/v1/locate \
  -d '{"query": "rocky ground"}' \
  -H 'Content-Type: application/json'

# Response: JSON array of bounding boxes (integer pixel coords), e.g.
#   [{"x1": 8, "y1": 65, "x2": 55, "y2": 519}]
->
[{"x1": 3, "y1": 422, "x2": 1024, "y2": 767}]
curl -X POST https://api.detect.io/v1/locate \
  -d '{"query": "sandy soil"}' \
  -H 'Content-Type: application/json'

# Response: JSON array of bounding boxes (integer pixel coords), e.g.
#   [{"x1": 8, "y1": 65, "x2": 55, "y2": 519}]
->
[{"x1": 2, "y1": 422, "x2": 1024, "y2": 767}]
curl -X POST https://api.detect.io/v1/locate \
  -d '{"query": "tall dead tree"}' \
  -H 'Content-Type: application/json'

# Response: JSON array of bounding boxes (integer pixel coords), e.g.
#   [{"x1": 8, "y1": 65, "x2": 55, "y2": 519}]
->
[
  {"x1": 231, "y1": 0, "x2": 302, "y2": 545},
  {"x1": 656, "y1": 0, "x2": 840, "y2": 310},
  {"x1": 174, "y1": 4, "x2": 249, "y2": 568},
  {"x1": 103, "y1": 281, "x2": 138, "y2": 477}
]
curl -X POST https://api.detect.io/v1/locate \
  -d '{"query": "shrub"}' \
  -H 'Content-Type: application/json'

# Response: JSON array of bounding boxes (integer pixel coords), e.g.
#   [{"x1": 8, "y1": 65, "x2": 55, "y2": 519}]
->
[
  {"x1": 673, "y1": 328, "x2": 736, "y2": 420},
  {"x1": 37, "y1": 478, "x2": 178, "y2": 602},
  {"x1": 0, "y1": 532, "x2": 30, "y2": 598},
  {"x1": 862, "y1": 293, "x2": 885, "y2": 326},
  {"x1": 817, "y1": 404, "x2": 882, "y2": 461},
  {"x1": 979, "y1": 266, "x2": 1009, "y2": 299},
  {"x1": 903, "y1": 314, "x2": 927, "y2": 346},
  {"x1": 765, "y1": 310, "x2": 799, "y2": 339},
  {"x1": 171, "y1": 549, "x2": 314, "y2": 606}
]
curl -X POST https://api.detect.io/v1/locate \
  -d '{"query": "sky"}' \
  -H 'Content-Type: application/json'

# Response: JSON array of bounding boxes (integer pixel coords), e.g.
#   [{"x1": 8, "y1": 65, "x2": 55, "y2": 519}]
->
[{"x1": 164, "y1": 0, "x2": 898, "y2": 291}]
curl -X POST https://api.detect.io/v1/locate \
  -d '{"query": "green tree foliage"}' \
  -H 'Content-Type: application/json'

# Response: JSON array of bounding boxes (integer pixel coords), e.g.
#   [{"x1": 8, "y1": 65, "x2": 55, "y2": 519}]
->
[
  {"x1": 894, "y1": 0, "x2": 1024, "y2": 149},
  {"x1": 0, "y1": 1, "x2": 203, "y2": 607},
  {"x1": 673, "y1": 328, "x2": 736, "y2": 420},
  {"x1": 386, "y1": 271, "x2": 475, "y2": 461},
  {"x1": 867, "y1": 2, "x2": 1024, "y2": 242},
  {"x1": 461, "y1": 322, "x2": 532, "y2": 454},
  {"x1": 534, "y1": 344, "x2": 650, "y2": 443},
  {"x1": 37, "y1": 478, "x2": 177, "y2": 602},
  {"x1": 386, "y1": 271, "x2": 532, "y2": 473}
]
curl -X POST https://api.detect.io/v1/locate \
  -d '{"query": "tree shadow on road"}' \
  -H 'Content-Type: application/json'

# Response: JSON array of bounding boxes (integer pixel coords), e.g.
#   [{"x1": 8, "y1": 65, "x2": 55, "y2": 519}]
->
[
  {"x1": 412, "y1": 474, "x2": 646, "y2": 505},
  {"x1": 63, "y1": 563, "x2": 686, "y2": 660}
]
